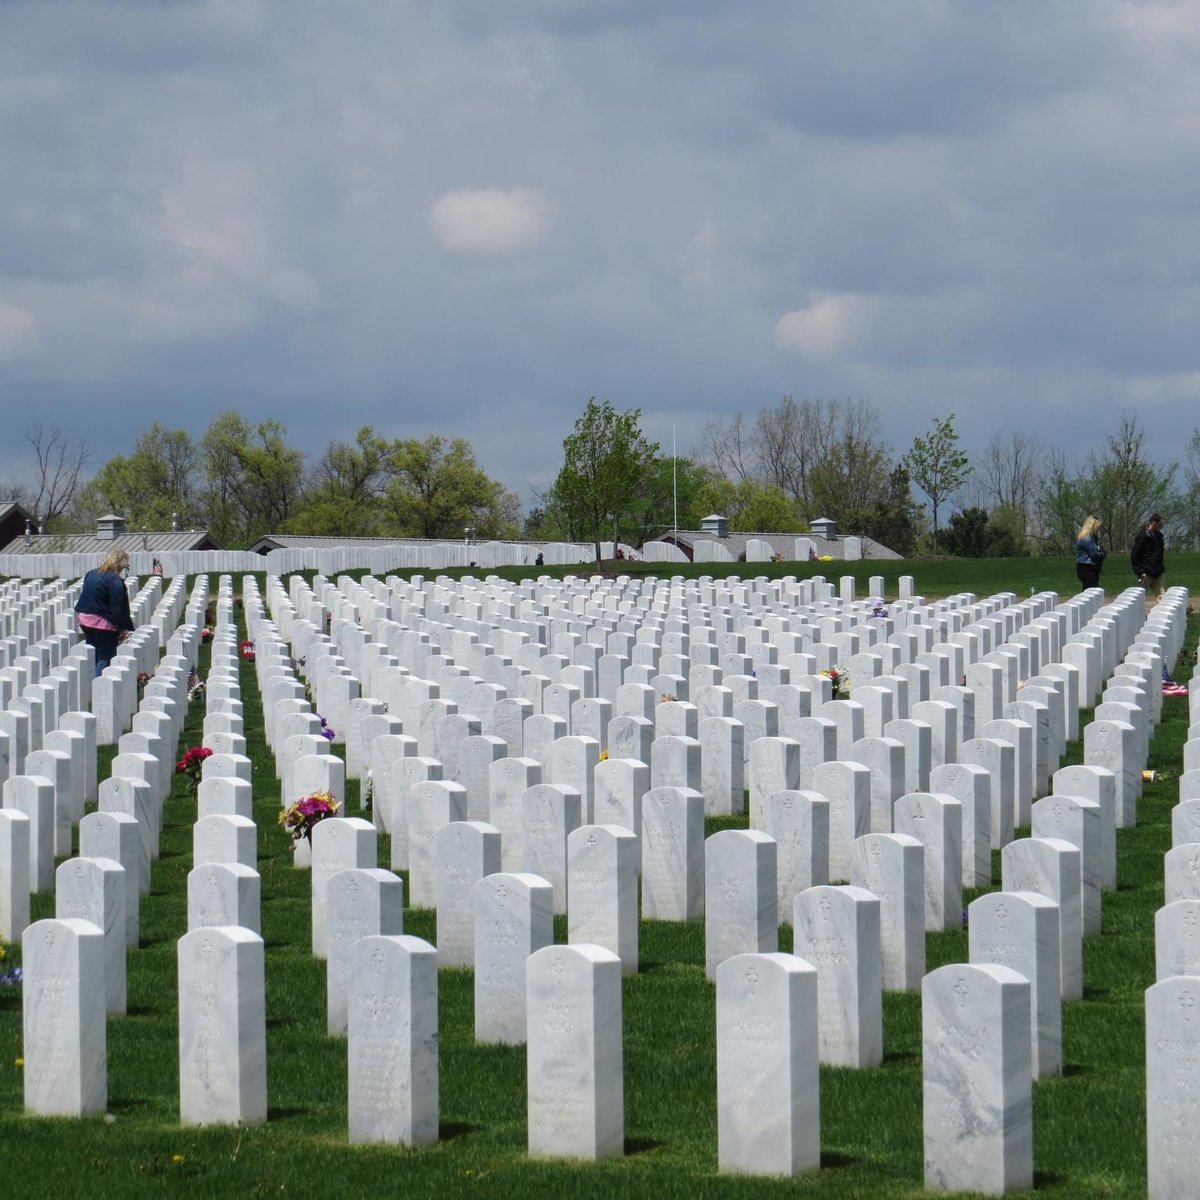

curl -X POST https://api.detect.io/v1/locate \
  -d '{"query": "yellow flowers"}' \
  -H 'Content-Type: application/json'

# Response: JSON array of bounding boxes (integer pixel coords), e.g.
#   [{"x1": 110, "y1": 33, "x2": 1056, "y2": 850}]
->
[
  {"x1": 598, "y1": 749, "x2": 609, "y2": 762},
  {"x1": 173, "y1": 1155, "x2": 184, "y2": 1164},
  {"x1": 15, "y1": 1057, "x2": 24, "y2": 1068}
]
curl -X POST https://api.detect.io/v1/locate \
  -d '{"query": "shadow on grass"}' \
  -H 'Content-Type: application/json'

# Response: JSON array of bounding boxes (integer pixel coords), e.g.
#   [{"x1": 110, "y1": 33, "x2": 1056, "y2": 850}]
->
[
  {"x1": 624, "y1": 1136, "x2": 665, "y2": 1156},
  {"x1": 820, "y1": 1150, "x2": 858, "y2": 1170},
  {"x1": 439, "y1": 1121, "x2": 482, "y2": 1141}
]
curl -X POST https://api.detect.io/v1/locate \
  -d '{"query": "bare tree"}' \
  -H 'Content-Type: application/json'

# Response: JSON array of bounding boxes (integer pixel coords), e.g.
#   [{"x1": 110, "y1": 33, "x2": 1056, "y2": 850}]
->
[
  {"x1": 978, "y1": 432, "x2": 1041, "y2": 534},
  {"x1": 694, "y1": 412, "x2": 754, "y2": 483},
  {"x1": 26, "y1": 424, "x2": 89, "y2": 531}
]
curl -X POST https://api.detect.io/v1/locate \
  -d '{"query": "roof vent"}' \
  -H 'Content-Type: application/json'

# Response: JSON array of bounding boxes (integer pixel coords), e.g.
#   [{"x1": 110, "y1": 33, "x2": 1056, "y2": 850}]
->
[
  {"x1": 96, "y1": 514, "x2": 126, "y2": 542},
  {"x1": 700, "y1": 513, "x2": 729, "y2": 538},
  {"x1": 809, "y1": 515, "x2": 837, "y2": 541}
]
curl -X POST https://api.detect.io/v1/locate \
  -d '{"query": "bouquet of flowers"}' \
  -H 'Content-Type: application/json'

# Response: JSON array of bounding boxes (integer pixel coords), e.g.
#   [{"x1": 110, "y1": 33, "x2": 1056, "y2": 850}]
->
[
  {"x1": 871, "y1": 598, "x2": 889, "y2": 619},
  {"x1": 187, "y1": 671, "x2": 206, "y2": 703},
  {"x1": 0, "y1": 944, "x2": 21, "y2": 988},
  {"x1": 239, "y1": 639, "x2": 255, "y2": 662},
  {"x1": 279, "y1": 791, "x2": 340, "y2": 843},
  {"x1": 176, "y1": 745, "x2": 213, "y2": 794},
  {"x1": 822, "y1": 666, "x2": 850, "y2": 700},
  {"x1": 201, "y1": 626, "x2": 213, "y2": 643},
  {"x1": 660, "y1": 692, "x2": 677, "y2": 704},
  {"x1": 317, "y1": 714, "x2": 336, "y2": 742},
  {"x1": 136, "y1": 671, "x2": 151, "y2": 697}
]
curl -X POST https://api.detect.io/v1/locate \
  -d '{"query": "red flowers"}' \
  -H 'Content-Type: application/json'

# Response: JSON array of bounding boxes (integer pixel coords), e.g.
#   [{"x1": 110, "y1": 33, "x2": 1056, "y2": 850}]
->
[
  {"x1": 175, "y1": 745, "x2": 213, "y2": 795},
  {"x1": 239, "y1": 639, "x2": 255, "y2": 662}
]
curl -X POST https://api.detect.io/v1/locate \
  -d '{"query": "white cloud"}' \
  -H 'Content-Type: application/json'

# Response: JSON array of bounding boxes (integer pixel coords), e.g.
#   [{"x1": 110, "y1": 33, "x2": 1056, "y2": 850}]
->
[
  {"x1": 775, "y1": 295, "x2": 872, "y2": 358},
  {"x1": 0, "y1": 300, "x2": 36, "y2": 358},
  {"x1": 428, "y1": 187, "x2": 551, "y2": 255}
]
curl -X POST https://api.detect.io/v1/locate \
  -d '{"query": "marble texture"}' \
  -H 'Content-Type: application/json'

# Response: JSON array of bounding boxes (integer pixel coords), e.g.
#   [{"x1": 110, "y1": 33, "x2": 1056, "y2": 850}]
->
[
  {"x1": 474, "y1": 872, "x2": 554, "y2": 1044},
  {"x1": 922, "y1": 962, "x2": 1032, "y2": 1195},
  {"x1": 716, "y1": 952, "x2": 819, "y2": 1177},
  {"x1": 347, "y1": 934, "x2": 439, "y2": 1145},
  {"x1": 177, "y1": 925, "x2": 267, "y2": 1126},
  {"x1": 526, "y1": 943, "x2": 624, "y2": 1160},
  {"x1": 22, "y1": 918, "x2": 107, "y2": 1117},
  {"x1": 704, "y1": 829, "x2": 778, "y2": 980}
]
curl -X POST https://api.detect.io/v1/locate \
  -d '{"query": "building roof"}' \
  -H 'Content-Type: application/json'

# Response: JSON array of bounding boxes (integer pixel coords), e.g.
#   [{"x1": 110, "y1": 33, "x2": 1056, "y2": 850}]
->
[
  {"x1": 247, "y1": 533, "x2": 540, "y2": 554},
  {"x1": 658, "y1": 528, "x2": 904, "y2": 562},
  {"x1": 0, "y1": 528, "x2": 219, "y2": 555}
]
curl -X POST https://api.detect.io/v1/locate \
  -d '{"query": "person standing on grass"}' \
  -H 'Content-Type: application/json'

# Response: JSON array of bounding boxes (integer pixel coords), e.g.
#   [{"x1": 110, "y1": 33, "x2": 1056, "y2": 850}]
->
[
  {"x1": 74, "y1": 547, "x2": 134, "y2": 675},
  {"x1": 1075, "y1": 515, "x2": 1107, "y2": 591},
  {"x1": 1130, "y1": 512, "x2": 1166, "y2": 603}
]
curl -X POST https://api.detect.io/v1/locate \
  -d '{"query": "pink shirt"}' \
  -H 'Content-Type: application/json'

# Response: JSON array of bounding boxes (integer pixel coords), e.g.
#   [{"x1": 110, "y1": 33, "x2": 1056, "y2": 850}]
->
[{"x1": 78, "y1": 611, "x2": 119, "y2": 632}]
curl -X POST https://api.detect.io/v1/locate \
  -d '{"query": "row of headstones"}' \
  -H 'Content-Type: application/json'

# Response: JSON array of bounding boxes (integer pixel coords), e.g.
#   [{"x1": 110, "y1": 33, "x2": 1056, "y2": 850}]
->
[
  {"x1": 261, "y1": 571, "x2": 1105, "y2": 814},
  {"x1": 184, "y1": 588, "x2": 1180, "y2": 1161},
  {"x1": 9, "y1": 578, "x2": 1166, "y2": 1180},
  {"x1": 255, "y1": 580, "x2": 1159, "y2": 904},
  {"x1": 14, "y1": 575, "x2": 262, "y2": 1116},
  {"x1": 1146, "y1": 638, "x2": 1200, "y2": 1198},
  {"x1": 0, "y1": 573, "x2": 215, "y2": 945},
  {"x1": 226, "y1": 571, "x2": 1161, "y2": 974}
]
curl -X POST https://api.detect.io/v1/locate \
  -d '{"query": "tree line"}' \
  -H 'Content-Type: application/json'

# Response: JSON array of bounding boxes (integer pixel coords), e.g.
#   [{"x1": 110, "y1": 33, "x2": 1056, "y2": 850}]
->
[
  {"x1": 534, "y1": 398, "x2": 1196, "y2": 561},
  {"x1": 9, "y1": 416, "x2": 521, "y2": 550},
  {"x1": 9, "y1": 402, "x2": 1197, "y2": 557}
]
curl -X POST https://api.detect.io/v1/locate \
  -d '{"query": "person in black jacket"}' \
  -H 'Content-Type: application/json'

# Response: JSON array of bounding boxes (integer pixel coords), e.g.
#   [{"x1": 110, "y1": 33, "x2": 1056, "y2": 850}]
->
[
  {"x1": 1130, "y1": 513, "x2": 1166, "y2": 603},
  {"x1": 74, "y1": 548, "x2": 135, "y2": 674}
]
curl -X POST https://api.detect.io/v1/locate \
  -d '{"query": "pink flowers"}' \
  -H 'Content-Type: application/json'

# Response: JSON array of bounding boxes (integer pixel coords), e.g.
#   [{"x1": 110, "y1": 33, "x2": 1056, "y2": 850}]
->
[{"x1": 279, "y1": 791, "x2": 340, "y2": 843}]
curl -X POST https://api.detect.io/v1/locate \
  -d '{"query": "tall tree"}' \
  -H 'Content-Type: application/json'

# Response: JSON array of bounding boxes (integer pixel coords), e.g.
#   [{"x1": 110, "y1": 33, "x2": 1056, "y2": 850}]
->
[
  {"x1": 287, "y1": 426, "x2": 394, "y2": 536},
  {"x1": 78, "y1": 423, "x2": 201, "y2": 530},
  {"x1": 200, "y1": 412, "x2": 305, "y2": 547},
  {"x1": 553, "y1": 398, "x2": 659, "y2": 562},
  {"x1": 1086, "y1": 413, "x2": 1177, "y2": 552},
  {"x1": 25, "y1": 423, "x2": 89, "y2": 532},
  {"x1": 693, "y1": 477, "x2": 806, "y2": 534},
  {"x1": 976, "y1": 431, "x2": 1041, "y2": 537},
  {"x1": 384, "y1": 436, "x2": 520, "y2": 540},
  {"x1": 806, "y1": 417, "x2": 893, "y2": 533},
  {"x1": 904, "y1": 413, "x2": 971, "y2": 553},
  {"x1": 624, "y1": 456, "x2": 714, "y2": 546}
]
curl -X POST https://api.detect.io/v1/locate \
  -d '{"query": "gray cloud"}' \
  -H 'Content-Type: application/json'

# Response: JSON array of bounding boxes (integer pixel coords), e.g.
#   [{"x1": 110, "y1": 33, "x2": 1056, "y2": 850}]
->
[{"x1": 2, "y1": 0, "x2": 1199, "y2": 509}]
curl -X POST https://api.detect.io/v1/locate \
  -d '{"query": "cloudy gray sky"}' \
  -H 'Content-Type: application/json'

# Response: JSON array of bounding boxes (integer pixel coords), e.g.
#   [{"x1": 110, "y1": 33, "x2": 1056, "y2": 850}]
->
[{"x1": 3, "y1": 0, "x2": 1199, "y2": 506}]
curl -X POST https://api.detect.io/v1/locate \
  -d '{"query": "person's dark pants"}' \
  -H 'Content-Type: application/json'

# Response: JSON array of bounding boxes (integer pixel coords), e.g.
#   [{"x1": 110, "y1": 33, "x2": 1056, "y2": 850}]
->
[
  {"x1": 82, "y1": 627, "x2": 120, "y2": 676},
  {"x1": 1076, "y1": 563, "x2": 1101, "y2": 590}
]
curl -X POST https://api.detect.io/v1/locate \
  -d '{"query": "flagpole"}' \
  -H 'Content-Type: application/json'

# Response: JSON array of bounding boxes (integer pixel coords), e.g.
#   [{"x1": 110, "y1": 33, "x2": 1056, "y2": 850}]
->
[{"x1": 672, "y1": 424, "x2": 678, "y2": 548}]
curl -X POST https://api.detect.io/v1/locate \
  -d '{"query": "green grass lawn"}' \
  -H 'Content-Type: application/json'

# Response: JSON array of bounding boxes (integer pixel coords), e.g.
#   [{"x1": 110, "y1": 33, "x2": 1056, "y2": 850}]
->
[{"x1": 0, "y1": 575, "x2": 1192, "y2": 1198}]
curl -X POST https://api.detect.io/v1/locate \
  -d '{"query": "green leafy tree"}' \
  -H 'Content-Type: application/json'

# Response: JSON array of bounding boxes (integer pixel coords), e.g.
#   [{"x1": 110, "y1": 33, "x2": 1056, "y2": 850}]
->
[
  {"x1": 860, "y1": 462, "x2": 923, "y2": 557},
  {"x1": 78, "y1": 423, "x2": 202, "y2": 531},
  {"x1": 200, "y1": 413, "x2": 305, "y2": 547},
  {"x1": 941, "y1": 505, "x2": 1026, "y2": 558},
  {"x1": 1086, "y1": 414, "x2": 1177, "y2": 552},
  {"x1": 807, "y1": 425, "x2": 895, "y2": 538},
  {"x1": 1035, "y1": 415, "x2": 1178, "y2": 555},
  {"x1": 904, "y1": 413, "x2": 971, "y2": 553},
  {"x1": 553, "y1": 398, "x2": 659, "y2": 562},
  {"x1": 286, "y1": 426, "x2": 394, "y2": 536},
  {"x1": 384, "y1": 436, "x2": 520, "y2": 540},
  {"x1": 625, "y1": 456, "x2": 715, "y2": 545},
  {"x1": 693, "y1": 476, "x2": 806, "y2": 534}
]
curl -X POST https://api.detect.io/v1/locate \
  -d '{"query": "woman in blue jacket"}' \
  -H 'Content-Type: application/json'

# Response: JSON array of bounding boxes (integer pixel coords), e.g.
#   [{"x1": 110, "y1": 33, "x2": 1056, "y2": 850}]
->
[
  {"x1": 1075, "y1": 515, "x2": 1106, "y2": 591},
  {"x1": 74, "y1": 548, "x2": 134, "y2": 674}
]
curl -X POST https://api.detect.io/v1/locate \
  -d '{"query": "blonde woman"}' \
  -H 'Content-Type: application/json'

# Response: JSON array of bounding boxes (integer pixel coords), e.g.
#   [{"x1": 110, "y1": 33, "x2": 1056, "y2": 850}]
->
[
  {"x1": 74, "y1": 547, "x2": 134, "y2": 674},
  {"x1": 1074, "y1": 516, "x2": 1106, "y2": 591}
]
